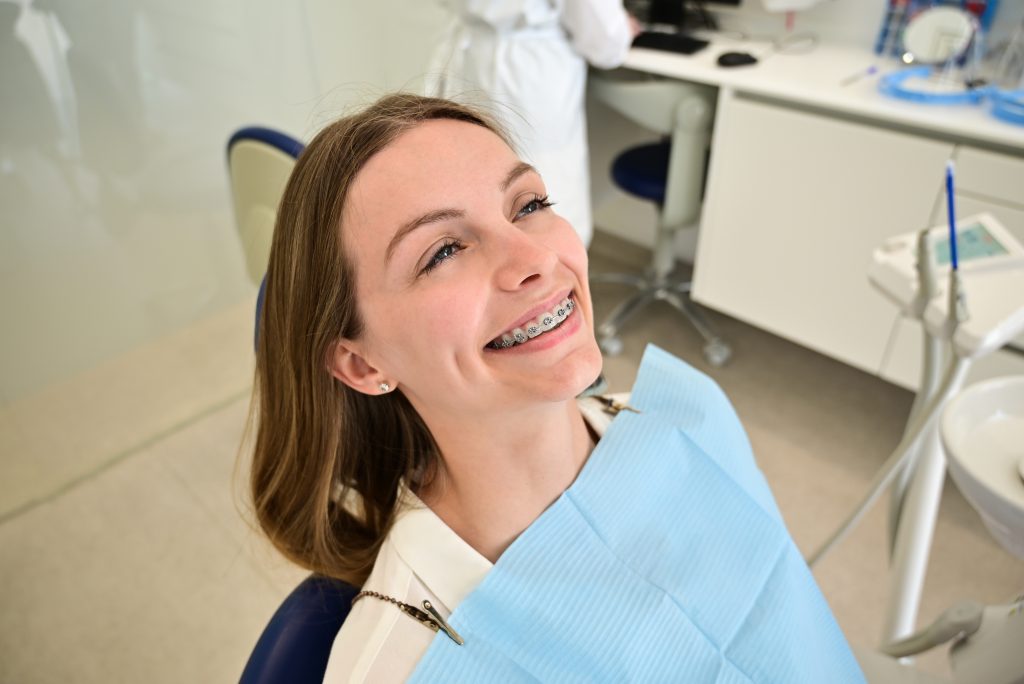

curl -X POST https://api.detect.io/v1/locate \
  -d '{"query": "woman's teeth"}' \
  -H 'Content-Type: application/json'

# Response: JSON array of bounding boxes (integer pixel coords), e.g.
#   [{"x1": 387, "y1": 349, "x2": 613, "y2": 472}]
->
[{"x1": 489, "y1": 297, "x2": 575, "y2": 350}]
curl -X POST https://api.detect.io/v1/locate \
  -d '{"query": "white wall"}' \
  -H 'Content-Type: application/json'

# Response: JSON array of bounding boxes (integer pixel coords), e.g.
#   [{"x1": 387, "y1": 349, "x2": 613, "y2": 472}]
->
[
  {"x1": 297, "y1": 0, "x2": 449, "y2": 135},
  {"x1": 0, "y1": 0, "x2": 450, "y2": 400}
]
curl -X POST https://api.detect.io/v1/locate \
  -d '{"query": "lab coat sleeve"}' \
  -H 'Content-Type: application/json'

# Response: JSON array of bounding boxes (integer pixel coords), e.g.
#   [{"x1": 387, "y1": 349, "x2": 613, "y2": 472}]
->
[{"x1": 559, "y1": 0, "x2": 632, "y2": 69}]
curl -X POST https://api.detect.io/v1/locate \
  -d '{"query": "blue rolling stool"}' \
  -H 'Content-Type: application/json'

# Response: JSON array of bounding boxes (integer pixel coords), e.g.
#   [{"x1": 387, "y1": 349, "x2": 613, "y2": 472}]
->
[{"x1": 589, "y1": 70, "x2": 731, "y2": 366}]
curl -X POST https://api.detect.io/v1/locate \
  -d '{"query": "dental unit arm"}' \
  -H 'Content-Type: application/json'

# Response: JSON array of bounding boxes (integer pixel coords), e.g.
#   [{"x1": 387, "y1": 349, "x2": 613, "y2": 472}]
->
[
  {"x1": 814, "y1": 201, "x2": 1024, "y2": 683},
  {"x1": 806, "y1": 225, "x2": 976, "y2": 568},
  {"x1": 881, "y1": 599, "x2": 985, "y2": 660},
  {"x1": 882, "y1": 595, "x2": 1024, "y2": 684}
]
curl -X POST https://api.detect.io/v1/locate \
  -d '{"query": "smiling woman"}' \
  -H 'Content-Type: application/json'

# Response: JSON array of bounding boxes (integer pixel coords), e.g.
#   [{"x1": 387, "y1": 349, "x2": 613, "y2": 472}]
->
[{"x1": 249, "y1": 94, "x2": 867, "y2": 683}]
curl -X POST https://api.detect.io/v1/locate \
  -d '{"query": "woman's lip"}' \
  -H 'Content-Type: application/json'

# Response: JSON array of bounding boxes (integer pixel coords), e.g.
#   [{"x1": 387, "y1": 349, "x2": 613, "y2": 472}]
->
[
  {"x1": 488, "y1": 289, "x2": 574, "y2": 345},
  {"x1": 483, "y1": 302, "x2": 582, "y2": 355}
]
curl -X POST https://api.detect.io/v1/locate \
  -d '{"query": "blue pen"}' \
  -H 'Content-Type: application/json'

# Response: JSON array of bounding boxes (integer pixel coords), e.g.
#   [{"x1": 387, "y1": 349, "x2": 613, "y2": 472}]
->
[{"x1": 946, "y1": 160, "x2": 958, "y2": 270}]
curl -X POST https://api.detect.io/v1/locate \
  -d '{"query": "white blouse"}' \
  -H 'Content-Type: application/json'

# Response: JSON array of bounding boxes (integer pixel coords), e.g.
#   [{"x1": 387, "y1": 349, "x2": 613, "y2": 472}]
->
[{"x1": 323, "y1": 396, "x2": 618, "y2": 683}]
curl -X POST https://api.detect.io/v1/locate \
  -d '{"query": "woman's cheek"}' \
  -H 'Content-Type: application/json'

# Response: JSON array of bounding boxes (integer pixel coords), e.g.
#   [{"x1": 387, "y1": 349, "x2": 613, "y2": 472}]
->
[{"x1": 422, "y1": 294, "x2": 476, "y2": 342}]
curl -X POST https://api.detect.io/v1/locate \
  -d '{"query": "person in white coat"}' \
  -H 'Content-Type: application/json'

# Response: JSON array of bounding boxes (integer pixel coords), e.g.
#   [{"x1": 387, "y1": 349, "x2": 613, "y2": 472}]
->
[{"x1": 426, "y1": 0, "x2": 638, "y2": 248}]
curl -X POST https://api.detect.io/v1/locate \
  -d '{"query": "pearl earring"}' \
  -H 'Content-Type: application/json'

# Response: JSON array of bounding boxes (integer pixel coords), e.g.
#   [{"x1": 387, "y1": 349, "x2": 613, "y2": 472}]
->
[{"x1": 378, "y1": 382, "x2": 390, "y2": 393}]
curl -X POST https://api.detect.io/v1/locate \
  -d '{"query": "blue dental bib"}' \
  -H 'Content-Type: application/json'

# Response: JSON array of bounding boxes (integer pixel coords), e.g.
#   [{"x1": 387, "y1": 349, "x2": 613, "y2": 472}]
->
[{"x1": 409, "y1": 346, "x2": 864, "y2": 683}]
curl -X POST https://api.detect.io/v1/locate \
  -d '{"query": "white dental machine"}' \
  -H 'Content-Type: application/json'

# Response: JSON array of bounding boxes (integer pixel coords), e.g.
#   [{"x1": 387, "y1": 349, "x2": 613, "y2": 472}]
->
[{"x1": 807, "y1": 160, "x2": 1024, "y2": 684}]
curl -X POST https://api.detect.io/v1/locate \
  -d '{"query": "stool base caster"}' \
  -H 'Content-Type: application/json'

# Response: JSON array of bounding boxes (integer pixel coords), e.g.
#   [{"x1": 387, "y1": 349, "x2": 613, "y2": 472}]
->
[
  {"x1": 600, "y1": 335, "x2": 624, "y2": 357},
  {"x1": 703, "y1": 340, "x2": 732, "y2": 367}
]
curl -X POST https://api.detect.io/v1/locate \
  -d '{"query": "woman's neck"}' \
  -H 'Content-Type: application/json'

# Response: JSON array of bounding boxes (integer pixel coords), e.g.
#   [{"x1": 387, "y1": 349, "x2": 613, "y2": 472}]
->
[{"x1": 416, "y1": 399, "x2": 594, "y2": 563}]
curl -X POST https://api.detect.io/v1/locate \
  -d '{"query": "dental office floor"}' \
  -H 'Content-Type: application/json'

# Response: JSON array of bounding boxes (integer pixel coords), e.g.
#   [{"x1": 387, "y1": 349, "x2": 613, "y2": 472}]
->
[{"x1": 1, "y1": 233, "x2": 1020, "y2": 682}]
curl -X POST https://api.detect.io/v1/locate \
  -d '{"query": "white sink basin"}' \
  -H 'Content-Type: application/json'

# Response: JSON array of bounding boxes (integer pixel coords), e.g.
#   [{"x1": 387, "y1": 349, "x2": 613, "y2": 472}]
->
[{"x1": 941, "y1": 375, "x2": 1024, "y2": 559}]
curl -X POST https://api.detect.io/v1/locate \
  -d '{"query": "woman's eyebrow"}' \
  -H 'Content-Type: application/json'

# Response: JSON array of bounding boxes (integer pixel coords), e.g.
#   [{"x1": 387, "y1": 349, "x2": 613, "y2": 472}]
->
[
  {"x1": 384, "y1": 161, "x2": 539, "y2": 264},
  {"x1": 501, "y1": 161, "x2": 537, "y2": 191},
  {"x1": 385, "y1": 208, "x2": 464, "y2": 264}
]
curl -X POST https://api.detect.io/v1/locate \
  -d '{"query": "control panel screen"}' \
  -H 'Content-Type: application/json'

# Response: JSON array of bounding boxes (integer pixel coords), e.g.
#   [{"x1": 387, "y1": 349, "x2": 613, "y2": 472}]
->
[{"x1": 934, "y1": 223, "x2": 1009, "y2": 266}]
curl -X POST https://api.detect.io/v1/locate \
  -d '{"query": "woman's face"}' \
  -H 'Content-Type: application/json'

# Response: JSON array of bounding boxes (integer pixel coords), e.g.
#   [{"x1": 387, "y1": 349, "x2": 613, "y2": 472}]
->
[{"x1": 337, "y1": 118, "x2": 602, "y2": 418}]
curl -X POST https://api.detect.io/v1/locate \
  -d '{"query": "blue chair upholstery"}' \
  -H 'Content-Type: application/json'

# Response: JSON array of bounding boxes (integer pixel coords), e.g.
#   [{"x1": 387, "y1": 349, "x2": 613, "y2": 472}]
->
[
  {"x1": 255, "y1": 275, "x2": 266, "y2": 350},
  {"x1": 240, "y1": 575, "x2": 359, "y2": 684},
  {"x1": 228, "y1": 126, "x2": 305, "y2": 160}
]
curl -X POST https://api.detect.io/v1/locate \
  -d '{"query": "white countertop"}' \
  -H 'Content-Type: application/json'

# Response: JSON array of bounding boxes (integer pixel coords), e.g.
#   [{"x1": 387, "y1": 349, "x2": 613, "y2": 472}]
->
[{"x1": 623, "y1": 39, "x2": 1024, "y2": 152}]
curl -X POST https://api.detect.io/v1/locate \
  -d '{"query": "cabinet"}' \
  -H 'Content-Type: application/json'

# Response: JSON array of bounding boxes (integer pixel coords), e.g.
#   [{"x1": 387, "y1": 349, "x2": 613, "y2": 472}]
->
[
  {"x1": 693, "y1": 91, "x2": 954, "y2": 377},
  {"x1": 615, "y1": 39, "x2": 1024, "y2": 389}
]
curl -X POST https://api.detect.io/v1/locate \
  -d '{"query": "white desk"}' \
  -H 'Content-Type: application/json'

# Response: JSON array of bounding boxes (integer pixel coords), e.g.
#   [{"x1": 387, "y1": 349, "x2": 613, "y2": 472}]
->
[
  {"x1": 625, "y1": 40, "x2": 1024, "y2": 151},
  {"x1": 619, "y1": 39, "x2": 1024, "y2": 388}
]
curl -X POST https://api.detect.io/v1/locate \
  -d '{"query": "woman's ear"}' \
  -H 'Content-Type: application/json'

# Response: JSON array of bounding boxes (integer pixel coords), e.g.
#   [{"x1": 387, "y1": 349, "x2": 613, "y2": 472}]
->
[{"x1": 329, "y1": 339, "x2": 389, "y2": 395}]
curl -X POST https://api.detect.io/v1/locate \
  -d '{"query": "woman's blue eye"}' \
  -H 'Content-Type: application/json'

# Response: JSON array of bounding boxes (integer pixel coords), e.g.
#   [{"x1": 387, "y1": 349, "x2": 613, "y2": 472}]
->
[
  {"x1": 421, "y1": 239, "x2": 463, "y2": 275},
  {"x1": 516, "y1": 195, "x2": 553, "y2": 219}
]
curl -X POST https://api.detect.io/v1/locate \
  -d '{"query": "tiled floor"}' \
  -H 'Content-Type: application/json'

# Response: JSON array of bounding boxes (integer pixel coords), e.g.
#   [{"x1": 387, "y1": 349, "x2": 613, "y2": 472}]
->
[
  {"x1": 0, "y1": 299, "x2": 257, "y2": 523},
  {"x1": 0, "y1": 236, "x2": 1021, "y2": 682},
  {"x1": 0, "y1": 395, "x2": 306, "y2": 683}
]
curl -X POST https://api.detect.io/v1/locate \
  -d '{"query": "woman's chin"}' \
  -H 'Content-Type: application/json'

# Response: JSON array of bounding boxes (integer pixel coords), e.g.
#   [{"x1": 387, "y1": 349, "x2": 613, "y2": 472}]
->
[
  {"x1": 483, "y1": 335, "x2": 604, "y2": 405},
  {"x1": 553, "y1": 340, "x2": 605, "y2": 399}
]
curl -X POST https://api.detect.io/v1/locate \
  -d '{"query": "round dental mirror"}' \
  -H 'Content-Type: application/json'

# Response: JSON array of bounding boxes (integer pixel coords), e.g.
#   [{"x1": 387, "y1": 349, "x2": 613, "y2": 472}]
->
[{"x1": 902, "y1": 7, "x2": 976, "y2": 65}]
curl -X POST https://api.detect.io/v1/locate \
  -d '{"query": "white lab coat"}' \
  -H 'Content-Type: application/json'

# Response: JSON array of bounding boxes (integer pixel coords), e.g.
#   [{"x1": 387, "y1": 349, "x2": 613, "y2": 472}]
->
[{"x1": 427, "y1": 0, "x2": 632, "y2": 247}]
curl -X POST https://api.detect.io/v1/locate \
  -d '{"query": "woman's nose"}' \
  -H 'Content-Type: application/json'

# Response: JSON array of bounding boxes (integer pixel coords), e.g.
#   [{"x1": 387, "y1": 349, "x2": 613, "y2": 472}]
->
[{"x1": 491, "y1": 229, "x2": 558, "y2": 291}]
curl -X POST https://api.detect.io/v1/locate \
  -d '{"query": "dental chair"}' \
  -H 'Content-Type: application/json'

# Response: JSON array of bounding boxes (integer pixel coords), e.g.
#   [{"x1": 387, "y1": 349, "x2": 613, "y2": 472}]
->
[
  {"x1": 241, "y1": 273, "x2": 359, "y2": 683},
  {"x1": 241, "y1": 272, "x2": 360, "y2": 683},
  {"x1": 588, "y1": 70, "x2": 731, "y2": 366},
  {"x1": 229, "y1": 126, "x2": 360, "y2": 683},
  {"x1": 240, "y1": 575, "x2": 358, "y2": 684},
  {"x1": 226, "y1": 126, "x2": 305, "y2": 285},
  {"x1": 226, "y1": 125, "x2": 301, "y2": 345}
]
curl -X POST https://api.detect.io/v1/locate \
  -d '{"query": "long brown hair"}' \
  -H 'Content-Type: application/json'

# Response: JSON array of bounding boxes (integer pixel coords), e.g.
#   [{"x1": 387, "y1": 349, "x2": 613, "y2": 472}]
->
[{"x1": 249, "y1": 93, "x2": 509, "y2": 586}]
